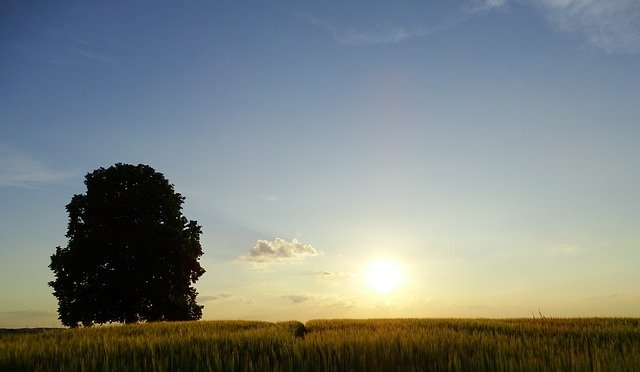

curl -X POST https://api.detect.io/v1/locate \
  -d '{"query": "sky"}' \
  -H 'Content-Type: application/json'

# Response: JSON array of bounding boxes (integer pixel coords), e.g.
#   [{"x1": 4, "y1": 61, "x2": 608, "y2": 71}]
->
[{"x1": 1, "y1": 0, "x2": 639, "y2": 328}]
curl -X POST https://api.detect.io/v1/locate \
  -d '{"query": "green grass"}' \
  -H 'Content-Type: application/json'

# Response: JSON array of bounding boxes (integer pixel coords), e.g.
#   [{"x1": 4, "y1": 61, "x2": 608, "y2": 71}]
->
[{"x1": 1, "y1": 318, "x2": 639, "y2": 371}]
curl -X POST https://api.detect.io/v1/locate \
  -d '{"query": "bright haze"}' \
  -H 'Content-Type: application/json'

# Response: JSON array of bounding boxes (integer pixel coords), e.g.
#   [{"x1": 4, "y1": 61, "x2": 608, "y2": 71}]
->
[{"x1": 1, "y1": 1, "x2": 639, "y2": 327}]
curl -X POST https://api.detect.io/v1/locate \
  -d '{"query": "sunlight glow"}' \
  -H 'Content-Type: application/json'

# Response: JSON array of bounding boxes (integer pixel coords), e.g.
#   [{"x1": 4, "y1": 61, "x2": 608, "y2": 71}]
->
[{"x1": 365, "y1": 260, "x2": 403, "y2": 293}]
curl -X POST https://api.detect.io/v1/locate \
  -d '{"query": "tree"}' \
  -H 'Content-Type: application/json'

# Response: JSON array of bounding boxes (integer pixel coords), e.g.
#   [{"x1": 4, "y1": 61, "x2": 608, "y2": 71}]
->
[{"x1": 49, "y1": 163, "x2": 205, "y2": 327}]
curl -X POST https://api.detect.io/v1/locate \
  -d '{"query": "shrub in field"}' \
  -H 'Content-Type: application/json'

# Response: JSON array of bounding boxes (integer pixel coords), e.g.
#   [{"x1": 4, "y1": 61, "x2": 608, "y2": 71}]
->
[{"x1": 278, "y1": 320, "x2": 308, "y2": 338}]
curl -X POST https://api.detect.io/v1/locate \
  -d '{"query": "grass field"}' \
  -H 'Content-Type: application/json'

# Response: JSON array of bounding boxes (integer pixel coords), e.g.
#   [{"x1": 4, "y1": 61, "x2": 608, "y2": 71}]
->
[{"x1": 1, "y1": 318, "x2": 639, "y2": 371}]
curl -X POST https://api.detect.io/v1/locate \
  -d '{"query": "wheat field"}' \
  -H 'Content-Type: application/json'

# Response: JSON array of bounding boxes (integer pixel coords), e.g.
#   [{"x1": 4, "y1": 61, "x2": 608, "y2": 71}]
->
[{"x1": 1, "y1": 318, "x2": 639, "y2": 371}]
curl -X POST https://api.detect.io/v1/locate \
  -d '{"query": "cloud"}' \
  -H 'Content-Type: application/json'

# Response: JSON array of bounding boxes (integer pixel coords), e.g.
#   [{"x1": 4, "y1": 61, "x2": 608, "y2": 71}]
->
[
  {"x1": 70, "y1": 48, "x2": 118, "y2": 64},
  {"x1": 548, "y1": 243, "x2": 584, "y2": 256},
  {"x1": 263, "y1": 195, "x2": 296, "y2": 203},
  {"x1": 0, "y1": 146, "x2": 75, "y2": 188},
  {"x1": 238, "y1": 238, "x2": 319, "y2": 264},
  {"x1": 537, "y1": 0, "x2": 640, "y2": 53},
  {"x1": 464, "y1": 0, "x2": 508, "y2": 13},
  {"x1": 471, "y1": 0, "x2": 640, "y2": 53},
  {"x1": 307, "y1": 1, "x2": 640, "y2": 53},
  {"x1": 303, "y1": 2, "x2": 495, "y2": 46},
  {"x1": 282, "y1": 293, "x2": 356, "y2": 308},
  {"x1": 199, "y1": 292, "x2": 255, "y2": 304},
  {"x1": 0, "y1": 309, "x2": 57, "y2": 317},
  {"x1": 283, "y1": 294, "x2": 313, "y2": 304},
  {"x1": 466, "y1": 304, "x2": 489, "y2": 308},
  {"x1": 584, "y1": 293, "x2": 640, "y2": 300},
  {"x1": 6, "y1": 4, "x2": 119, "y2": 66},
  {"x1": 306, "y1": 14, "x2": 428, "y2": 45},
  {"x1": 199, "y1": 293, "x2": 235, "y2": 302},
  {"x1": 316, "y1": 270, "x2": 358, "y2": 287},
  {"x1": 584, "y1": 293, "x2": 619, "y2": 300}
]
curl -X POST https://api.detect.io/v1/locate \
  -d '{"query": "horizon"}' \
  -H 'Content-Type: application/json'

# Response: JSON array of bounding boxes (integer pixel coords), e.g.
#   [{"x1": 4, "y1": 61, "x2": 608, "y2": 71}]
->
[{"x1": 1, "y1": 0, "x2": 639, "y2": 328}]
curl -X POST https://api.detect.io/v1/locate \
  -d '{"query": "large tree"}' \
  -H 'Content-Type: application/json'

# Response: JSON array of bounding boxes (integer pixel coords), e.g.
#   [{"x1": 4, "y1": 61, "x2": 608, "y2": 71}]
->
[{"x1": 49, "y1": 163, "x2": 205, "y2": 327}]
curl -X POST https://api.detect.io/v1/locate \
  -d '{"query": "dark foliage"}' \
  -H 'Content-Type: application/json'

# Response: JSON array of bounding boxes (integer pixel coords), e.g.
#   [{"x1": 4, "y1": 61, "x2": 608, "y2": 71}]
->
[{"x1": 49, "y1": 163, "x2": 205, "y2": 327}]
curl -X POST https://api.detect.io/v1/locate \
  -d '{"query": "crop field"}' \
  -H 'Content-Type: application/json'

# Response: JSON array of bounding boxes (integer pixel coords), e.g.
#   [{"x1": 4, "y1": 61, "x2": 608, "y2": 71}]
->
[{"x1": 1, "y1": 318, "x2": 639, "y2": 371}]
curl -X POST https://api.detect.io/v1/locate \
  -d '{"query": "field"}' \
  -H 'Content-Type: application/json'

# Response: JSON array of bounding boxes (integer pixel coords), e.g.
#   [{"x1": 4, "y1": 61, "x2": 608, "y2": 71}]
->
[{"x1": 1, "y1": 318, "x2": 639, "y2": 371}]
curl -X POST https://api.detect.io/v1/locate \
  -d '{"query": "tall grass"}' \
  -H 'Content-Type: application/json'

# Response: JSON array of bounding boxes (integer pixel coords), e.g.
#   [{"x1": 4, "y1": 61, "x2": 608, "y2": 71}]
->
[{"x1": 1, "y1": 318, "x2": 639, "y2": 371}]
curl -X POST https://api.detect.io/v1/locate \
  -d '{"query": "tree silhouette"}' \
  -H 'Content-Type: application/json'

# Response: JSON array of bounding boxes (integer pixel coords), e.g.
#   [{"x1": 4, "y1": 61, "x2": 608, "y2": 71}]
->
[{"x1": 49, "y1": 163, "x2": 205, "y2": 327}]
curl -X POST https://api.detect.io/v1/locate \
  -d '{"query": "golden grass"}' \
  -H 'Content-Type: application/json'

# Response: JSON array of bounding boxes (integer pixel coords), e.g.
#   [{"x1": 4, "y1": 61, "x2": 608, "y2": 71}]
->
[{"x1": 1, "y1": 318, "x2": 639, "y2": 371}]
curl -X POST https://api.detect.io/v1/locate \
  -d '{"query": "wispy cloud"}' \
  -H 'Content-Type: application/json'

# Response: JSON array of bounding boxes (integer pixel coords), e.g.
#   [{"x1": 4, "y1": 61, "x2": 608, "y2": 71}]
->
[
  {"x1": 199, "y1": 292, "x2": 255, "y2": 304},
  {"x1": 0, "y1": 146, "x2": 75, "y2": 188},
  {"x1": 316, "y1": 270, "x2": 357, "y2": 287},
  {"x1": 584, "y1": 293, "x2": 640, "y2": 300},
  {"x1": 0, "y1": 309, "x2": 56, "y2": 317},
  {"x1": 464, "y1": 0, "x2": 508, "y2": 13},
  {"x1": 70, "y1": 48, "x2": 118, "y2": 64},
  {"x1": 282, "y1": 292, "x2": 356, "y2": 308},
  {"x1": 8, "y1": 36, "x2": 118, "y2": 66},
  {"x1": 263, "y1": 195, "x2": 296, "y2": 203},
  {"x1": 199, "y1": 293, "x2": 235, "y2": 302},
  {"x1": 47, "y1": 28, "x2": 119, "y2": 65},
  {"x1": 306, "y1": 15, "x2": 429, "y2": 46},
  {"x1": 468, "y1": 0, "x2": 640, "y2": 53},
  {"x1": 548, "y1": 243, "x2": 584, "y2": 256},
  {"x1": 584, "y1": 293, "x2": 620, "y2": 300},
  {"x1": 537, "y1": 0, "x2": 640, "y2": 53},
  {"x1": 6, "y1": 4, "x2": 119, "y2": 66},
  {"x1": 306, "y1": 1, "x2": 639, "y2": 53},
  {"x1": 238, "y1": 238, "x2": 319, "y2": 264},
  {"x1": 303, "y1": 3, "x2": 485, "y2": 46}
]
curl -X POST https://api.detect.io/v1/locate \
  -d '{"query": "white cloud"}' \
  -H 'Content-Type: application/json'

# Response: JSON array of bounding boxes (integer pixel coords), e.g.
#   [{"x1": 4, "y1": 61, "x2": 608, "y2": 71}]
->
[
  {"x1": 307, "y1": 1, "x2": 640, "y2": 53},
  {"x1": 537, "y1": 0, "x2": 640, "y2": 53},
  {"x1": 0, "y1": 146, "x2": 75, "y2": 187},
  {"x1": 306, "y1": 15, "x2": 428, "y2": 46},
  {"x1": 477, "y1": 0, "x2": 640, "y2": 53},
  {"x1": 337, "y1": 26, "x2": 428, "y2": 45},
  {"x1": 238, "y1": 238, "x2": 319, "y2": 263},
  {"x1": 465, "y1": 0, "x2": 509, "y2": 13}
]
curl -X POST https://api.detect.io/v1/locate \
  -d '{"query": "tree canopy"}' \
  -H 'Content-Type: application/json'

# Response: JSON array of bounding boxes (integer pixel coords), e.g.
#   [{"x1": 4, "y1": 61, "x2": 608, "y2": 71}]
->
[{"x1": 49, "y1": 163, "x2": 205, "y2": 327}]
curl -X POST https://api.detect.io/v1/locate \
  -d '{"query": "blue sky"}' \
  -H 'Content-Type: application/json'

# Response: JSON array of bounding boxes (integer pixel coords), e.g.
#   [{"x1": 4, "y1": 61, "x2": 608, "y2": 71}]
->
[{"x1": 1, "y1": 0, "x2": 639, "y2": 327}]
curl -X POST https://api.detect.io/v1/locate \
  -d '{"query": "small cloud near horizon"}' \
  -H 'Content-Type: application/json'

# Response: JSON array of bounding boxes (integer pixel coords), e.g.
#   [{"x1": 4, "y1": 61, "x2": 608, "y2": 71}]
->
[
  {"x1": 282, "y1": 292, "x2": 356, "y2": 308},
  {"x1": 238, "y1": 237, "x2": 319, "y2": 264},
  {"x1": 200, "y1": 292, "x2": 255, "y2": 304},
  {"x1": 199, "y1": 293, "x2": 235, "y2": 302}
]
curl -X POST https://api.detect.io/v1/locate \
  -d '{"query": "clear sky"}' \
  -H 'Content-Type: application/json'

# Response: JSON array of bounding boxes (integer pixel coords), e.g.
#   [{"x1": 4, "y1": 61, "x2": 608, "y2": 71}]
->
[{"x1": 1, "y1": 0, "x2": 639, "y2": 327}]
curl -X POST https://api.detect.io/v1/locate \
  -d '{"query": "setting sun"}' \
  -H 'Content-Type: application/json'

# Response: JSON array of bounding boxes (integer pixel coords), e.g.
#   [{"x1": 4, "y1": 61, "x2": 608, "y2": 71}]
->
[{"x1": 364, "y1": 260, "x2": 403, "y2": 293}]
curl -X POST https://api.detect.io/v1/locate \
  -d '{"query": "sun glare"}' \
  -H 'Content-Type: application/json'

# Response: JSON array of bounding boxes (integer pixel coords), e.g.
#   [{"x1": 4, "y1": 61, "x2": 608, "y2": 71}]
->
[{"x1": 365, "y1": 260, "x2": 403, "y2": 293}]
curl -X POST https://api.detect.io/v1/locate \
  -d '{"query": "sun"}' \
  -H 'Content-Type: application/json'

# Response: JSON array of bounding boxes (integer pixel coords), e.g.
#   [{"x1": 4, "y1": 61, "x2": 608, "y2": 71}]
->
[{"x1": 364, "y1": 260, "x2": 403, "y2": 293}]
